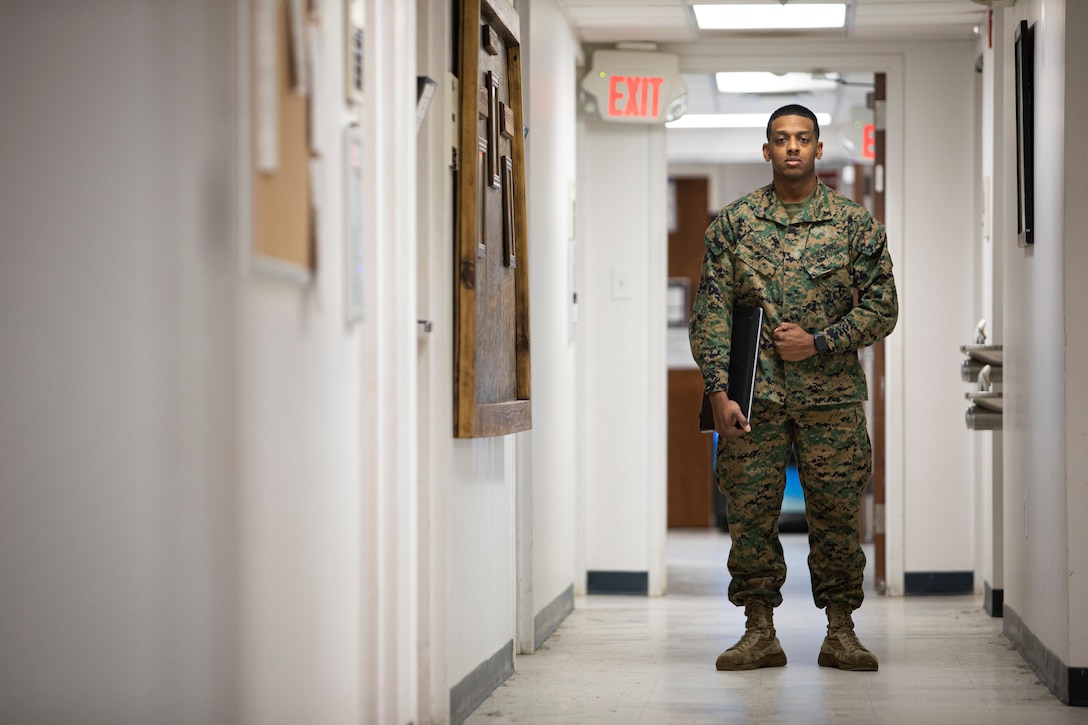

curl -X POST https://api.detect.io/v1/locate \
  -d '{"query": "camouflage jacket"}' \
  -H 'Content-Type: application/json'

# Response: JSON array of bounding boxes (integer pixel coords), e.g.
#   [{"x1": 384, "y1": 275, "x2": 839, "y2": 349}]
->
[{"x1": 688, "y1": 182, "x2": 898, "y2": 408}]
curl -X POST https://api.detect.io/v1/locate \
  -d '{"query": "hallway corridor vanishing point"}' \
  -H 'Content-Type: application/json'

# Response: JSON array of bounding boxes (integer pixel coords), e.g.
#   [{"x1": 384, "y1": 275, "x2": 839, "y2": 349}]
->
[{"x1": 465, "y1": 531, "x2": 1088, "y2": 724}]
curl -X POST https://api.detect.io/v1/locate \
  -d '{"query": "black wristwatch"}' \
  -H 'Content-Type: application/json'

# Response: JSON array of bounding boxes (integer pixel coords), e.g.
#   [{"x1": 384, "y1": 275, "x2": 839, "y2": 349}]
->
[{"x1": 813, "y1": 331, "x2": 830, "y2": 354}]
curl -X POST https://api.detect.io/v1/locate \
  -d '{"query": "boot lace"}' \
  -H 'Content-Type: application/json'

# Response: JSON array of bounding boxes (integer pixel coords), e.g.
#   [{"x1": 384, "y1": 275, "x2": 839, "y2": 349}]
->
[
  {"x1": 730, "y1": 627, "x2": 773, "y2": 653},
  {"x1": 833, "y1": 628, "x2": 866, "y2": 653}
]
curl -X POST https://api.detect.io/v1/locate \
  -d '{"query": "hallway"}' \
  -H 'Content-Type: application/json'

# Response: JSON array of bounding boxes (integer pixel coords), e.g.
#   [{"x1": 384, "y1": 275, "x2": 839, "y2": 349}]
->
[{"x1": 465, "y1": 531, "x2": 1087, "y2": 724}]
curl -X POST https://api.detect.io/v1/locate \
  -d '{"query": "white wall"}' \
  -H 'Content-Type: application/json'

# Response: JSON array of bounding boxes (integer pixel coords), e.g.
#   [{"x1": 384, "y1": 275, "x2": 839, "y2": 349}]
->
[
  {"x1": 1001, "y1": 0, "x2": 1068, "y2": 660},
  {"x1": 441, "y1": 0, "x2": 583, "y2": 692},
  {"x1": 1062, "y1": 0, "x2": 1088, "y2": 667},
  {"x1": 0, "y1": 1, "x2": 429, "y2": 722},
  {"x1": 523, "y1": 0, "x2": 581, "y2": 636},
  {"x1": 1001, "y1": 0, "x2": 1088, "y2": 670},
  {"x1": 236, "y1": 0, "x2": 423, "y2": 721},
  {"x1": 0, "y1": 2, "x2": 582, "y2": 721},
  {"x1": 975, "y1": 25, "x2": 1004, "y2": 599},
  {"x1": 415, "y1": 0, "x2": 452, "y2": 719},
  {"x1": 580, "y1": 119, "x2": 669, "y2": 594},
  {"x1": 446, "y1": 437, "x2": 517, "y2": 685},
  {"x1": 234, "y1": 0, "x2": 385, "y2": 717},
  {"x1": 0, "y1": 2, "x2": 237, "y2": 722},
  {"x1": 408, "y1": 13, "x2": 517, "y2": 709},
  {"x1": 899, "y1": 43, "x2": 978, "y2": 578}
]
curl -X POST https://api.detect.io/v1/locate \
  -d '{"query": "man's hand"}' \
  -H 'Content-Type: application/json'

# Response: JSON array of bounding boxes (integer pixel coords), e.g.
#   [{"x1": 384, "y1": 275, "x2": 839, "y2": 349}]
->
[
  {"x1": 773, "y1": 321, "x2": 817, "y2": 362},
  {"x1": 709, "y1": 391, "x2": 751, "y2": 437}
]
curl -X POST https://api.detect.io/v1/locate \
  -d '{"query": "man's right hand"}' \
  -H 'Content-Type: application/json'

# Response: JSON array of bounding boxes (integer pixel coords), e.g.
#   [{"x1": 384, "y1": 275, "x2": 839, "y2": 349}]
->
[{"x1": 709, "y1": 390, "x2": 751, "y2": 437}]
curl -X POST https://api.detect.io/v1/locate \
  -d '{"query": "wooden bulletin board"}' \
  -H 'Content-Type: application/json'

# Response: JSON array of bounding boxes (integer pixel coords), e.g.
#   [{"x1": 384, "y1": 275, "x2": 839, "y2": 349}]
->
[
  {"x1": 250, "y1": 0, "x2": 315, "y2": 273},
  {"x1": 454, "y1": 0, "x2": 532, "y2": 438}
]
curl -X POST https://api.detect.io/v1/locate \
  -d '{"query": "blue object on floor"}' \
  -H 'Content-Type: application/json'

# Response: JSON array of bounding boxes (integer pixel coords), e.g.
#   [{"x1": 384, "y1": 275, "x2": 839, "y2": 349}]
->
[
  {"x1": 710, "y1": 434, "x2": 809, "y2": 533},
  {"x1": 779, "y1": 464, "x2": 808, "y2": 533},
  {"x1": 783, "y1": 464, "x2": 805, "y2": 513}
]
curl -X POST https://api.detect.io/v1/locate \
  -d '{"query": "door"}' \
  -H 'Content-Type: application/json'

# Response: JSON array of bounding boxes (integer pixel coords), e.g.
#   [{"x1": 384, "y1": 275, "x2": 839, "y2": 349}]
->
[
  {"x1": 871, "y1": 72, "x2": 888, "y2": 593},
  {"x1": 666, "y1": 177, "x2": 715, "y2": 527}
]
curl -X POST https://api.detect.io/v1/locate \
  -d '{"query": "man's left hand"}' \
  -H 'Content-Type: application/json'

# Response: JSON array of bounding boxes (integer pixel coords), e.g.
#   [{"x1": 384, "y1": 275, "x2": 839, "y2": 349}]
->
[{"x1": 773, "y1": 322, "x2": 816, "y2": 362}]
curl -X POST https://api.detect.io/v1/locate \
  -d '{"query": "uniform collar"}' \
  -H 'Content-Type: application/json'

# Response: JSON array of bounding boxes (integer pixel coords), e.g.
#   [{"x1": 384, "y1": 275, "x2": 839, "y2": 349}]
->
[{"x1": 755, "y1": 181, "x2": 835, "y2": 225}]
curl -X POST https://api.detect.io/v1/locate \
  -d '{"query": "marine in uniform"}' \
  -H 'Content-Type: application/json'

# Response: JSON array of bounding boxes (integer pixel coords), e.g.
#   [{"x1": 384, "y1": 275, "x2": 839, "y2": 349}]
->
[{"x1": 689, "y1": 104, "x2": 898, "y2": 672}]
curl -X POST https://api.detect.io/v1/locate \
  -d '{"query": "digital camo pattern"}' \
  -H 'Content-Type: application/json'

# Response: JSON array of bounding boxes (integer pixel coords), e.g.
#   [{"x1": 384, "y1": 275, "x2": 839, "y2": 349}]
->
[
  {"x1": 718, "y1": 401, "x2": 872, "y2": 610},
  {"x1": 688, "y1": 182, "x2": 898, "y2": 408}
]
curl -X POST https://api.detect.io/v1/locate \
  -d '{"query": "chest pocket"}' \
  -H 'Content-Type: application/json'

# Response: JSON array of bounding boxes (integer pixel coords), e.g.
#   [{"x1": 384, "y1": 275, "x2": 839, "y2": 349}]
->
[
  {"x1": 805, "y1": 247, "x2": 853, "y2": 316},
  {"x1": 734, "y1": 242, "x2": 779, "y2": 281},
  {"x1": 805, "y1": 247, "x2": 850, "y2": 284}
]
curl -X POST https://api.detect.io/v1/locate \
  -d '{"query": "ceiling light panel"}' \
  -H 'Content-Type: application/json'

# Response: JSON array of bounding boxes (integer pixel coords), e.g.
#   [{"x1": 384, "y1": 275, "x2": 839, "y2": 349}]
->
[
  {"x1": 715, "y1": 71, "x2": 841, "y2": 94},
  {"x1": 693, "y1": 3, "x2": 847, "y2": 30}
]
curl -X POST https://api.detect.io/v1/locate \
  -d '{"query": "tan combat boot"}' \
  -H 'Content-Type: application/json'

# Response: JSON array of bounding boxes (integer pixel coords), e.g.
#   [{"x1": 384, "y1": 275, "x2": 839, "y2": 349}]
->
[
  {"x1": 818, "y1": 603, "x2": 879, "y2": 671},
  {"x1": 715, "y1": 602, "x2": 787, "y2": 671}
]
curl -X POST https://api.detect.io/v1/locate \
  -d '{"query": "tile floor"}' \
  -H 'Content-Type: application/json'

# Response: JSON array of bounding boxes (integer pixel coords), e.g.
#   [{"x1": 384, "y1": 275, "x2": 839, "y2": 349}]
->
[{"x1": 465, "y1": 530, "x2": 1088, "y2": 724}]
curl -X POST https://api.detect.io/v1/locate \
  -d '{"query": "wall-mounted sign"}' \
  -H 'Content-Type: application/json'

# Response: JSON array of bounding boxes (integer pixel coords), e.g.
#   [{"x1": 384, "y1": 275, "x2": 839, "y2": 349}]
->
[
  {"x1": 846, "y1": 105, "x2": 875, "y2": 163},
  {"x1": 581, "y1": 49, "x2": 686, "y2": 125}
]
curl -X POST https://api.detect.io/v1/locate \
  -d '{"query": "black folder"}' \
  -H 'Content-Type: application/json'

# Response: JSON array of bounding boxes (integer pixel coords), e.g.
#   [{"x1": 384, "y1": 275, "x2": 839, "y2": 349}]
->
[{"x1": 699, "y1": 305, "x2": 764, "y2": 432}]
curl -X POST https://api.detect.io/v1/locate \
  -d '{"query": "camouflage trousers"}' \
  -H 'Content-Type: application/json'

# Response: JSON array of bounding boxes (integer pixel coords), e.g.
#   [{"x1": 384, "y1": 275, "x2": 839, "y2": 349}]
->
[{"x1": 716, "y1": 399, "x2": 871, "y2": 610}]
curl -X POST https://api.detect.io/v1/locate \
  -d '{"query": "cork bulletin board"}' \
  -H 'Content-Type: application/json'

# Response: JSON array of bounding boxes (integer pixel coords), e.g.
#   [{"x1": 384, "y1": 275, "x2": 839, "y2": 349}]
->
[
  {"x1": 453, "y1": 0, "x2": 532, "y2": 438},
  {"x1": 248, "y1": 0, "x2": 316, "y2": 276}
]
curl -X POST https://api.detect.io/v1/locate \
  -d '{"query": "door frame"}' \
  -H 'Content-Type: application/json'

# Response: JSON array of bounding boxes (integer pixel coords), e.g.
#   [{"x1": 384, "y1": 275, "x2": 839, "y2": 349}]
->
[{"x1": 676, "y1": 51, "x2": 907, "y2": 594}]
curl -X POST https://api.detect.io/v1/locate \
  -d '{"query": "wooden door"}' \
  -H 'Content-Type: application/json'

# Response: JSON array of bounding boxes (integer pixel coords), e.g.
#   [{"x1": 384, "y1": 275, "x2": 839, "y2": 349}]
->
[
  {"x1": 666, "y1": 178, "x2": 714, "y2": 527},
  {"x1": 871, "y1": 72, "x2": 888, "y2": 593}
]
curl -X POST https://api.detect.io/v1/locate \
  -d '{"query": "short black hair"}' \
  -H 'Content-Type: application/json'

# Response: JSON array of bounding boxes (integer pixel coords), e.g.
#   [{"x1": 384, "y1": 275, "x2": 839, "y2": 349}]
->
[{"x1": 766, "y1": 104, "x2": 820, "y2": 140}]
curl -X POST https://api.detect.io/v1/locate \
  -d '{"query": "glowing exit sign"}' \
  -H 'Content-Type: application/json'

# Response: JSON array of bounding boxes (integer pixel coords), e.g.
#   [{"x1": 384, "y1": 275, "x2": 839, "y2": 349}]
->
[
  {"x1": 581, "y1": 50, "x2": 687, "y2": 125},
  {"x1": 607, "y1": 75, "x2": 665, "y2": 118}
]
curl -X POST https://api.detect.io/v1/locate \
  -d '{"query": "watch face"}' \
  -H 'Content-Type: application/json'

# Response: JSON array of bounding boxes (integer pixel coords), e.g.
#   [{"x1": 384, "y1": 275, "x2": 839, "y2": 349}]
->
[{"x1": 815, "y1": 334, "x2": 829, "y2": 353}]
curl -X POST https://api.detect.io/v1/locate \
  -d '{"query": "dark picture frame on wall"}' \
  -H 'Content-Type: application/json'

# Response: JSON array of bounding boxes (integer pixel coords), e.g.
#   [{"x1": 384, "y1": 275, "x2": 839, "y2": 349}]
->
[{"x1": 1015, "y1": 19, "x2": 1035, "y2": 247}]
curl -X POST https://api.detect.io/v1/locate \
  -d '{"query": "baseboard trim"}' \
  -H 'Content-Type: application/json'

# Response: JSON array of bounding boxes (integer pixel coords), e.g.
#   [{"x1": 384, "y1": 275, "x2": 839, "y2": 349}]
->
[
  {"x1": 984, "y1": 581, "x2": 1004, "y2": 617},
  {"x1": 1004, "y1": 604, "x2": 1088, "y2": 706},
  {"x1": 450, "y1": 639, "x2": 514, "y2": 725},
  {"x1": 587, "y1": 570, "x2": 648, "y2": 595},
  {"x1": 535, "y1": 584, "x2": 574, "y2": 650},
  {"x1": 904, "y1": 570, "x2": 973, "y2": 595}
]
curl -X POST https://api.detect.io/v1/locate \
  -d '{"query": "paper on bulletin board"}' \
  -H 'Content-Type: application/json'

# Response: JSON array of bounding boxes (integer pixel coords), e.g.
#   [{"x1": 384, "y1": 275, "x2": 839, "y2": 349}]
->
[
  {"x1": 344, "y1": 126, "x2": 365, "y2": 323},
  {"x1": 255, "y1": 0, "x2": 279, "y2": 173},
  {"x1": 307, "y1": 18, "x2": 322, "y2": 154},
  {"x1": 345, "y1": 0, "x2": 363, "y2": 106},
  {"x1": 287, "y1": 0, "x2": 307, "y2": 95}
]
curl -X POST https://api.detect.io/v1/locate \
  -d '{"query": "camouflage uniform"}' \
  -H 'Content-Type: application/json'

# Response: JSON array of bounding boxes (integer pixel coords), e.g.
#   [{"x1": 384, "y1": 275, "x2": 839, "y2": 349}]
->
[{"x1": 689, "y1": 182, "x2": 898, "y2": 610}]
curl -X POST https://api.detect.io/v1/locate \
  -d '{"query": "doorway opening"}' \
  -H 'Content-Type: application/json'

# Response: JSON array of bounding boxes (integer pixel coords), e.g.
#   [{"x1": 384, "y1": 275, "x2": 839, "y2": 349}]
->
[{"x1": 664, "y1": 68, "x2": 891, "y2": 591}]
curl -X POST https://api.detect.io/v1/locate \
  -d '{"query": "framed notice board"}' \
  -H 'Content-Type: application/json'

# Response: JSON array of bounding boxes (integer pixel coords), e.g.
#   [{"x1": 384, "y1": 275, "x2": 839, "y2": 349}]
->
[
  {"x1": 453, "y1": 0, "x2": 532, "y2": 438},
  {"x1": 247, "y1": 0, "x2": 316, "y2": 277}
]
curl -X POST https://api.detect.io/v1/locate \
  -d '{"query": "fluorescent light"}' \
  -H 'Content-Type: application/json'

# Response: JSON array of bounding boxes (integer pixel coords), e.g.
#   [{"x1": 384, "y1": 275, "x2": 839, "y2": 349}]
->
[
  {"x1": 715, "y1": 72, "x2": 840, "y2": 94},
  {"x1": 693, "y1": 3, "x2": 847, "y2": 31},
  {"x1": 665, "y1": 112, "x2": 832, "y2": 129}
]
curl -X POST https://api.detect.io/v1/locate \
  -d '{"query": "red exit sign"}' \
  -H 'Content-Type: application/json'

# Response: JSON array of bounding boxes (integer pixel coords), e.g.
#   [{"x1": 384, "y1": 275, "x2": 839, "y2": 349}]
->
[
  {"x1": 608, "y1": 75, "x2": 665, "y2": 119},
  {"x1": 581, "y1": 50, "x2": 685, "y2": 125}
]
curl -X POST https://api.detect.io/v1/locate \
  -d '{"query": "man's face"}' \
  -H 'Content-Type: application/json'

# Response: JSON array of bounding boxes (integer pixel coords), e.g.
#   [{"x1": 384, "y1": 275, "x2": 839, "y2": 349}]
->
[{"x1": 762, "y1": 115, "x2": 823, "y2": 182}]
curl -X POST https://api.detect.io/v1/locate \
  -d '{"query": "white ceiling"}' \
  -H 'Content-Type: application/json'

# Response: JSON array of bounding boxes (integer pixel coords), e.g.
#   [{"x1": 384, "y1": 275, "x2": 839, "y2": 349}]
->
[
  {"x1": 555, "y1": 0, "x2": 991, "y2": 45},
  {"x1": 555, "y1": 0, "x2": 992, "y2": 165}
]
